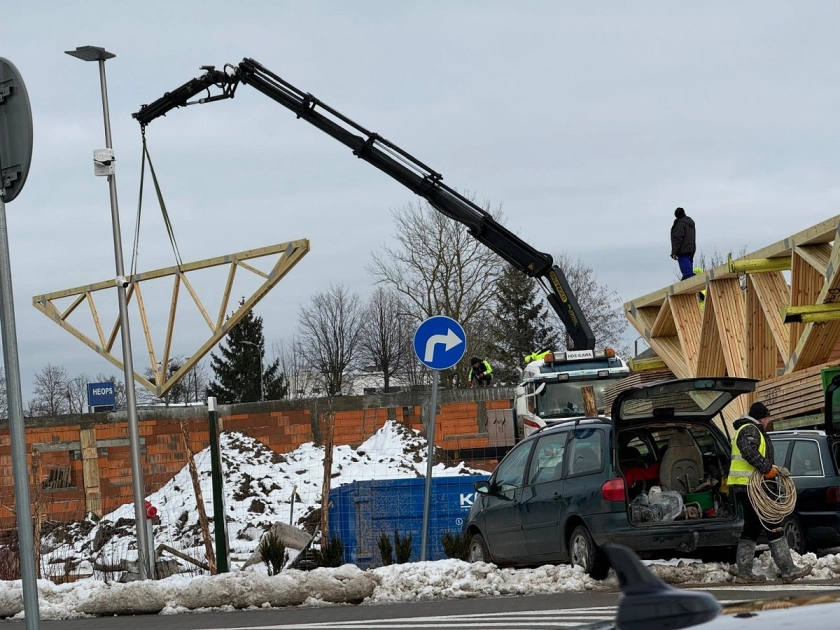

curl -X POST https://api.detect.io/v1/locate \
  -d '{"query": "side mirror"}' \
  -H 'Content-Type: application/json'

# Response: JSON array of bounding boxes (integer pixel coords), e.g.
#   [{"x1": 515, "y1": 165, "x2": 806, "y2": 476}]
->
[
  {"x1": 474, "y1": 480, "x2": 491, "y2": 495},
  {"x1": 514, "y1": 382, "x2": 546, "y2": 401}
]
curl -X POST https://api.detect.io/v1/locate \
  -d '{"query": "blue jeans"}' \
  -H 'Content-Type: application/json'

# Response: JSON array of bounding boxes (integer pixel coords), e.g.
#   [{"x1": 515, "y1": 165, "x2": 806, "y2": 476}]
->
[{"x1": 678, "y1": 255, "x2": 695, "y2": 280}]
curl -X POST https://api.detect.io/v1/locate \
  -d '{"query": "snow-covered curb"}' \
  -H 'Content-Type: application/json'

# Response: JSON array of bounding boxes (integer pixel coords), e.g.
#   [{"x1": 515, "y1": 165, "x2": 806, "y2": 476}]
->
[{"x1": 3, "y1": 552, "x2": 840, "y2": 620}]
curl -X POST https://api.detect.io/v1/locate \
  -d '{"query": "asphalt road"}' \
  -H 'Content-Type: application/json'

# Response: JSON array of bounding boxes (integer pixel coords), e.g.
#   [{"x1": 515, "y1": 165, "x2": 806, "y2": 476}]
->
[{"x1": 24, "y1": 580, "x2": 840, "y2": 630}]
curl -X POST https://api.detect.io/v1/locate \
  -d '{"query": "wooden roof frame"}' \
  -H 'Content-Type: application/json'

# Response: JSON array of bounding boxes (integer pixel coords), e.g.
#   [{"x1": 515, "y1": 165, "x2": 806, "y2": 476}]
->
[
  {"x1": 32, "y1": 239, "x2": 310, "y2": 397},
  {"x1": 625, "y1": 215, "x2": 840, "y2": 415}
]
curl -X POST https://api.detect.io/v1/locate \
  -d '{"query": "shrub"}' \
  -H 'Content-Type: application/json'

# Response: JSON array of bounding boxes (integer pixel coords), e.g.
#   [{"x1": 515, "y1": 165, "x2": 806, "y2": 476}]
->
[
  {"x1": 377, "y1": 531, "x2": 394, "y2": 566},
  {"x1": 394, "y1": 528, "x2": 412, "y2": 564},
  {"x1": 259, "y1": 529, "x2": 288, "y2": 576},
  {"x1": 314, "y1": 534, "x2": 344, "y2": 568},
  {"x1": 440, "y1": 530, "x2": 471, "y2": 561}
]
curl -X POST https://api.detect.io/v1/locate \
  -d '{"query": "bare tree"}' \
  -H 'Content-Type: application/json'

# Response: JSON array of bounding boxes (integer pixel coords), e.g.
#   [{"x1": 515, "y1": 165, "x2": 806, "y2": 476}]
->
[
  {"x1": 274, "y1": 336, "x2": 316, "y2": 399},
  {"x1": 297, "y1": 283, "x2": 364, "y2": 396},
  {"x1": 368, "y1": 199, "x2": 504, "y2": 384},
  {"x1": 553, "y1": 252, "x2": 629, "y2": 355},
  {"x1": 66, "y1": 375, "x2": 89, "y2": 414},
  {"x1": 358, "y1": 287, "x2": 410, "y2": 390},
  {"x1": 30, "y1": 364, "x2": 70, "y2": 417}
]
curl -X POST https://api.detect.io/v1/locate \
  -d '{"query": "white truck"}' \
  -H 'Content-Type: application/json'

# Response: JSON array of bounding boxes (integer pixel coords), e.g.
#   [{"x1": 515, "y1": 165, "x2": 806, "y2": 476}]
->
[{"x1": 514, "y1": 348, "x2": 630, "y2": 438}]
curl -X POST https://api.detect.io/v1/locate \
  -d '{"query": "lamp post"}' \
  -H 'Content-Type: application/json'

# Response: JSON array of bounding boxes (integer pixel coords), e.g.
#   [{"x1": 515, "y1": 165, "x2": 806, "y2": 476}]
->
[
  {"x1": 241, "y1": 341, "x2": 265, "y2": 401},
  {"x1": 65, "y1": 46, "x2": 152, "y2": 580}
]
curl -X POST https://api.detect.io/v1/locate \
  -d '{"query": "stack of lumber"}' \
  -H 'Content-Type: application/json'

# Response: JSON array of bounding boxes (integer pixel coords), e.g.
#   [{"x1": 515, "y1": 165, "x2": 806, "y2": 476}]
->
[
  {"x1": 755, "y1": 361, "x2": 839, "y2": 419},
  {"x1": 603, "y1": 367, "x2": 676, "y2": 415}
]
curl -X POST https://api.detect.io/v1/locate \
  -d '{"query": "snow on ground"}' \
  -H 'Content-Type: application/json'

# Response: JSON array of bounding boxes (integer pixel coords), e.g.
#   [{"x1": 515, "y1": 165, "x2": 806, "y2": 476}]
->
[
  {"x1": 3, "y1": 552, "x2": 840, "y2": 620},
  {"x1": 38, "y1": 420, "x2": 484, "y2": 578},
  {"x1": 3, "y1": 420, "x2": 840, "y2": 620}
]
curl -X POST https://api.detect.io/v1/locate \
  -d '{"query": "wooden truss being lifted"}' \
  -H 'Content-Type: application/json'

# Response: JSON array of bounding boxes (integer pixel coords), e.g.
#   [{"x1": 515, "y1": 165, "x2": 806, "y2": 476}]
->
[
  {"x1": 32, "y1": 239, "x2": 310, "y2": 397},
  {"x1": 624, "y1": 215, "x2": 840, "y2": 417}
]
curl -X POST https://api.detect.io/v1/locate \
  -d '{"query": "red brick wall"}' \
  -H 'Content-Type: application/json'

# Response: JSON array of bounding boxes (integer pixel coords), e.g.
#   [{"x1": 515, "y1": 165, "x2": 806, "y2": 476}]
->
[{"x1": 0, "y1": 394, "x2": 511, "y2": 531}]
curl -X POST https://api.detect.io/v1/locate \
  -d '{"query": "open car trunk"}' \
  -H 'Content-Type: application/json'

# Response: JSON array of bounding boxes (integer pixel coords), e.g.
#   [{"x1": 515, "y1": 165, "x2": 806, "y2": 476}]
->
[{"x1": 611, "y1": 378, "x2": 757, "y2": 526}]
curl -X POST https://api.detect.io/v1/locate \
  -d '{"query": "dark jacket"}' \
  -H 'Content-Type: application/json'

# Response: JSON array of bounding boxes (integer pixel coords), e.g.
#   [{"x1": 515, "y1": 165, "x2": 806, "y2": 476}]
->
[
  {"x1": 670, "y1": 216, "x2": 696, "y2": 257},
  {"x1": 733, "y1": 415, "x2": 775, "y2": 475}
]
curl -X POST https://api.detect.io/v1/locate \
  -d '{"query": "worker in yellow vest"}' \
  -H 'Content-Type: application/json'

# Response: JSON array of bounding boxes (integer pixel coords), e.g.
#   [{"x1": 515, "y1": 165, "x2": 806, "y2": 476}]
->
[
  {"x1": 467, "y1": 357, "x2": 493, "y2": 388},
  {"x1": 727, "y1": 402, "x2": 811, "y2": 583},
  {"x1": 694, "y1": 266, "x2": 706, "y2": 311},
  {"x1": 523, "y1": 349, "x2": 551, "y2": 364}
]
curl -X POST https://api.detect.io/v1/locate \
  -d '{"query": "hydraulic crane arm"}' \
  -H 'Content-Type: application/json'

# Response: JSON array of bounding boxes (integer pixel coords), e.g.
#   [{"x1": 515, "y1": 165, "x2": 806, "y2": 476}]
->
[{"x1": 133, "y1": 58, "x2": 596, "y2": 350}]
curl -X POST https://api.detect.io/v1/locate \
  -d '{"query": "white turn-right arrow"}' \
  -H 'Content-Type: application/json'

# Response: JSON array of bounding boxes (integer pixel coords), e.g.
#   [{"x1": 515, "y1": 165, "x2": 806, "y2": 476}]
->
[{"x1": 424, "y1": 328, "x2": 464, "y2": 362}]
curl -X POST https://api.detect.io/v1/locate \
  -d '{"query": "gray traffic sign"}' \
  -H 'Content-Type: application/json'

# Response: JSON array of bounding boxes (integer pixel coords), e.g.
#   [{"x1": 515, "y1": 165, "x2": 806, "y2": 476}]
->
[{"x1": 0, "y1": 57, "x2": 34, "y2": 203}]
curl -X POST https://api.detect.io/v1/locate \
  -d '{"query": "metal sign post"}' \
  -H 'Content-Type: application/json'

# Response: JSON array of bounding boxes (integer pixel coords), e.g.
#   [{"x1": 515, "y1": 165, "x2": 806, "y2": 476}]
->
[
  {"x1": 0, "y1": 57, "x2": 40, "y2": 629},
  {"x1": 65, "y1": 46, "x2": 152, "y2": 579},
  {"x1": 413, "y1": 316, "x2": 467, "y2": 561}
]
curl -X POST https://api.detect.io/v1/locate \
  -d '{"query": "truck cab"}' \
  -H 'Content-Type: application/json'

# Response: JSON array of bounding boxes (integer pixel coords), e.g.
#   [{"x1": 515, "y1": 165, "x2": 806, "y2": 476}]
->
[{"x1": 514, "y1": 348, "x2": 630, "y2": 438}]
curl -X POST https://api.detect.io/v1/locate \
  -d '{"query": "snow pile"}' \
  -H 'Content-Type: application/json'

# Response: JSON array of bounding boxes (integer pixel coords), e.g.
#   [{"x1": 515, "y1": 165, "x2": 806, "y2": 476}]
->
[
  {"x1": 3, "y1": 552, "x2": 840, "y2": 620},
  {"x1": 39, "y1": 421, "x2": 487, "y2": 578},
  {"x1": 368, "y1": 560, "x2": 603, "y2": 601}
]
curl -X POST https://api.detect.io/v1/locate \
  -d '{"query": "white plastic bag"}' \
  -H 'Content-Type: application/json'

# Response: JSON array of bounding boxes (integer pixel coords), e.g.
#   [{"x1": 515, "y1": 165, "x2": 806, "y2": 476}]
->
[{"x1": 648, "y1": 486, "x2": 684, "y2": 521}]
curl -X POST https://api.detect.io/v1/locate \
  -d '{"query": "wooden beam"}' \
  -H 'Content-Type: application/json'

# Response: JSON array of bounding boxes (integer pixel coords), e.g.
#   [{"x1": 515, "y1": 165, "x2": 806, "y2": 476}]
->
[
  {"x1": 696, "y1": 290, "x2": 726, "y2": 377},
  {"x1": 787, "y1": 222, "x2": 840, "y2": 372},
  {"x1": 746, "y1": 276, "x2": 778, "y2": 404},
  {"x1": 787, "y1": 249, "x2": 823, "y2": 361},
  {"x1": 650, "y1": 299, "x2": 677, "y2": 337},
  {"x1": 709, "y1": 278, "x2": 747, "y2": 378},
  {"x1": 669, "y1": 294, "x2": 702, "y2": 370},
  {"x1": 795, "y1": 243, "x2": 832, "y2": 276},
  {"x1": 748, "y1": 272, "x2": 790, "y2": 364},
  {"x1": 783, "y1": 303, "x2": 840, "y2": 323},
  {"x1": 645, "y1": 335, "x2": 690, "y2": 378}
]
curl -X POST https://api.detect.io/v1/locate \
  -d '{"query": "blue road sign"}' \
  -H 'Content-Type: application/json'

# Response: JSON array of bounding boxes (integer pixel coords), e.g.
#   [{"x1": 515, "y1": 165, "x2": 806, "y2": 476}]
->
[
  {"x1": 413, "y1": 316, "x2": 467, "y2": 370},
  {"x1": 87, "y1": 382, "x2": 116, "y2": 408}
]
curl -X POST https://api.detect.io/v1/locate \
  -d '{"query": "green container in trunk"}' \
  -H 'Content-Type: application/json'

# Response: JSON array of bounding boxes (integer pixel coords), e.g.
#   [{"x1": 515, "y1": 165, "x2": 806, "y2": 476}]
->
[{"x1": 683, "y1": 490, "x2": 714, "y2": 510}]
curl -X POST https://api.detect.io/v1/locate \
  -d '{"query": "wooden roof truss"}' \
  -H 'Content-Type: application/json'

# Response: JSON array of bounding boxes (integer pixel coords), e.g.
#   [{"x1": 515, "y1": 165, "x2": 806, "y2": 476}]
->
[
  {"x1": 625, "y1": 216, "x2": 840, "y2": 416},
  {"x1": 32, "y1": 239, "x2": 310, "y2": 397}
]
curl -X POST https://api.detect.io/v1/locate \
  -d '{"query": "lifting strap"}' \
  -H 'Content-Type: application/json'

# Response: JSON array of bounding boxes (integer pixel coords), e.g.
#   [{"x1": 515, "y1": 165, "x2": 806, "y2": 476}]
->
[{"x1": 130, "y1": 128, "x2": 183, "y2": 278}]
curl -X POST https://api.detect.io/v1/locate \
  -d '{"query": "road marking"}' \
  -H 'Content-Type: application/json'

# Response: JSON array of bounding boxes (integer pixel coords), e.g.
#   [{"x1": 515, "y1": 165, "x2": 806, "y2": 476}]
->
[
  {"x1": 689, "y1": 584, "x2": 840, "y2": 592},
  {"x1": 196, "y1": 607, "x2": 617, "y2": 630}
]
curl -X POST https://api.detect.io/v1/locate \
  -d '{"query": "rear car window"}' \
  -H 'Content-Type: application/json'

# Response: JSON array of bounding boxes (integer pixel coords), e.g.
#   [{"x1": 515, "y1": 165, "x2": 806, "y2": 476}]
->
[
  {"x1": 790, "y1": 440, "x2": 823, "y2": 477},
  {"x1": 772, "y1": 440, "x2": 791, "y2": 467},
  {"x1": 567, "y1": 429, "x2": 604, "y2": 476}
]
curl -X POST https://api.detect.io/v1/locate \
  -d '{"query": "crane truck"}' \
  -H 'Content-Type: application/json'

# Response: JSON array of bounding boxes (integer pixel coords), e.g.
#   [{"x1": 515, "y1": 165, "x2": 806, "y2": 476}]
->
[{"x1": 132, "y1": 58, "x2": 630, "y2": 439}]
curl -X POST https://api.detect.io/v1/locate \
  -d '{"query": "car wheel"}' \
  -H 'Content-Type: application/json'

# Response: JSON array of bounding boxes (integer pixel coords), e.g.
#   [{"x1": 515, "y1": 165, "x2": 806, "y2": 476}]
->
[
  {"x1": 468, "y1": 532, "x2": 491, "y2": 563},
  {"x1": 783, "y1": 516, "x2": 807, "y2": 555},
  {"x1": 569, "y1": 525, "x2": 610, "y2": 579}
]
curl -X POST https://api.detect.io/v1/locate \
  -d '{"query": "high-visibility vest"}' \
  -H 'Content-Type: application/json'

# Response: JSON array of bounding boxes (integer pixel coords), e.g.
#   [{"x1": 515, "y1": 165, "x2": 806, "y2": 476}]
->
[
  {"x1": 469, "y1": 360, "x2": 493, "y2": 380},
  {"x1": 524, "y1": 350, "x2": 551, "y2": 363},
  {"x1": 726, "y1": 421, "x2": 765, "y2": 487}
]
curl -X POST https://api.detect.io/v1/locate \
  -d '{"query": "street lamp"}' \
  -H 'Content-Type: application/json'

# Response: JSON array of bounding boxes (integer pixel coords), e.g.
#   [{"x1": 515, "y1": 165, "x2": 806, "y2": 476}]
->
[
  {"x1": 241, "y1": 341, "x2": 265, "y2": 401},
  {"x1": 65, "y1": 46, "x2": 152, "y2": 580}
]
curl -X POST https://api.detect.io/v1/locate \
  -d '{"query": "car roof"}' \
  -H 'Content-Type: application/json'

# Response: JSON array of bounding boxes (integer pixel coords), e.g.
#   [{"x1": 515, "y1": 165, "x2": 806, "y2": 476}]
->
[
  {"x1": 531, "y1": 417, "x2": 611, "y2": 437},
  {"x1": 769, "y1": 429, "x2": 827, "y2": 438}
]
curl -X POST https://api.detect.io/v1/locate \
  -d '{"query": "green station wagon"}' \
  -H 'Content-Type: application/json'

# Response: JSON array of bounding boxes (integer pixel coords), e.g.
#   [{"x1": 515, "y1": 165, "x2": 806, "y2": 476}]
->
[{"x1": 463, "y1": 378, "x2": 750, "y2": 577}]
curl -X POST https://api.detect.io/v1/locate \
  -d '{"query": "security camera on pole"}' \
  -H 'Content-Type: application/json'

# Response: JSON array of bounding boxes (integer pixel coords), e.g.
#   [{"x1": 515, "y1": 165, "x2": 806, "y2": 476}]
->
[{"x1": 413, "y1": 315, "x2": 467, "y2": 561}]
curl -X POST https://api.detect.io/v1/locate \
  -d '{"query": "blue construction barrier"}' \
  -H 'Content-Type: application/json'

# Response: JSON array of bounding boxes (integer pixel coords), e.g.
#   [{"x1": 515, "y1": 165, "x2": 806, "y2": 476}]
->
[{"x1": 328, "y1": 475, "x2": 490, "y2": 568}]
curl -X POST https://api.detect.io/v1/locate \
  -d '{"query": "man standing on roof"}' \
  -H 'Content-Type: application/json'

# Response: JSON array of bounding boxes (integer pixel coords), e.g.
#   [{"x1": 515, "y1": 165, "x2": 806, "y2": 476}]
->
[
  {"x1": 670, "y1": 207, "x2": 697, "y2": 280},
  {"x1": 467, "y1": 357, "x2": 493, "y2": 388},
  {"x1": 727, "y1": 401, "x2": 811, "y2": 583}
]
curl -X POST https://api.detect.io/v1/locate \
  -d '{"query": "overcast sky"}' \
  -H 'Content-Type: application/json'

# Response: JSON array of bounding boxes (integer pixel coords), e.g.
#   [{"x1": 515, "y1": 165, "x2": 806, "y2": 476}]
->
[{"x1": 2, "y1": 1, "x2": 840, "y2": 400}]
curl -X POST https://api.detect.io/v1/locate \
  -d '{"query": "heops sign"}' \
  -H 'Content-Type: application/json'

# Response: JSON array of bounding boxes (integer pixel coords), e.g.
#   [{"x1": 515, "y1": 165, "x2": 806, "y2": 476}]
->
[{"x1": 87, "y1": 382, "x2": 116, "y2": 408}]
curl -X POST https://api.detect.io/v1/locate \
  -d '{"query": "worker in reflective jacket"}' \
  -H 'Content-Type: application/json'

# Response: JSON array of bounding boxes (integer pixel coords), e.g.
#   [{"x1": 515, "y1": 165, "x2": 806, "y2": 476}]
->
[
  {"x1": 523, "y1": 349, "x2": 551, "y2": 364},
  {"x1": 727, "y1": 402, "x2": 810, "y2": 583},
  {"x1": 467, "y1": 357, "x2": 493, "y2": 388}
]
